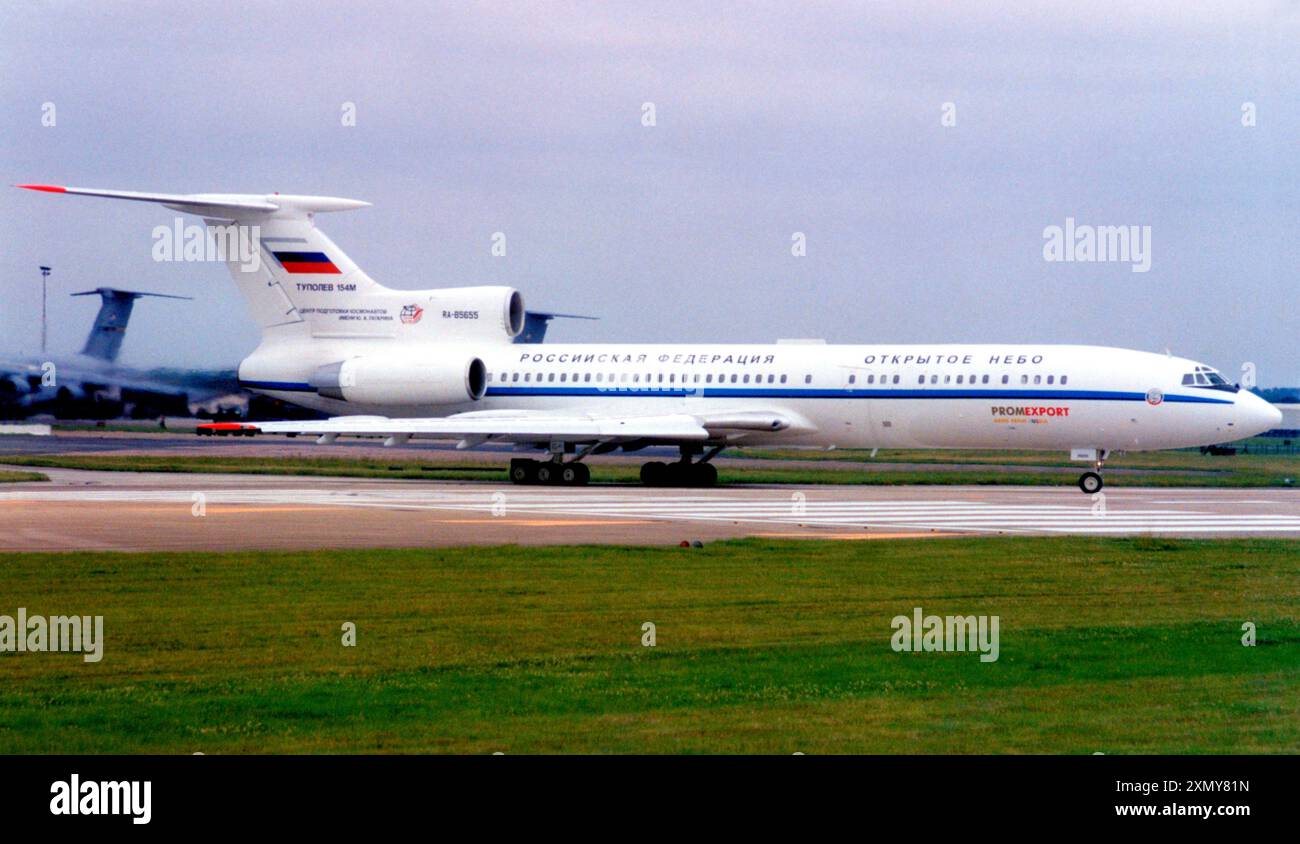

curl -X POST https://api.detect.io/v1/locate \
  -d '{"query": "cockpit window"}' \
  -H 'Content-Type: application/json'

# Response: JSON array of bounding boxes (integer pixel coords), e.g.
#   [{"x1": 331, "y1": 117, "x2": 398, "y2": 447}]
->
[{"x1": 1182, "y1": 366, "x2": 1235, "y2": 390}]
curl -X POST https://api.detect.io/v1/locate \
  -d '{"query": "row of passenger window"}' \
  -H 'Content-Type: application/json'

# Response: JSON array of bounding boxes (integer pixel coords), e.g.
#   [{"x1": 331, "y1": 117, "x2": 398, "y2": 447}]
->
[
  {"x1": 846, "y1": 373, "x2": 1069, "y2": 386},
  {"x1": 848, "y1": 373, "x2": 1069, "y2": 386},
  {"x1": 488, "y1": 370, "x2": 1071, "y2": 387},
  {"x1": 490, "y1": 371, "x2": 795, "y2": 385}
]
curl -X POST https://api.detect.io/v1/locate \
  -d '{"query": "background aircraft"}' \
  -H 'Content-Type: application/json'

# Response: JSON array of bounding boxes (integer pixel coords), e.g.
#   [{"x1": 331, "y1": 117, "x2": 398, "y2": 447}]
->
[{"x1": 0, "y1": 285, "x2": 239, "y2": 419}]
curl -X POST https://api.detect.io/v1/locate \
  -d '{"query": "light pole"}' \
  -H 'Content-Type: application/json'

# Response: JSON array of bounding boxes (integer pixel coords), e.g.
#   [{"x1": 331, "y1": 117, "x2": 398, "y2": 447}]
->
[{"x1": 39, "y1": 266, "x2": 51, "y2": 354}]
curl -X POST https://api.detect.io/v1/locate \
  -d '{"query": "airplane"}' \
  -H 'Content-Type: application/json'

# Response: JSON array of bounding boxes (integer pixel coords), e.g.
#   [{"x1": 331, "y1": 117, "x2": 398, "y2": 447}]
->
[
  {"x1": 0, "y1": 284, "x2": 236, "y2": 419},
  {"x1": 19, "y1": 183, "x2": 1282, "y2": 491}
]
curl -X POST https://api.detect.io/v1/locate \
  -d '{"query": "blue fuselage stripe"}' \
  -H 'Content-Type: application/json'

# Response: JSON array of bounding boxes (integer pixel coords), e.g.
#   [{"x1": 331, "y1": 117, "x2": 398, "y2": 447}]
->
[
  {"x1": 484, "y1": 387, "x2": 1232, "y2": 404},
  {"x1": 239, "y1": 380, "x2": 315, "y2": 392},
  {"x1": 238, "y1": 380, "x2": 1232, "y2": 406}
]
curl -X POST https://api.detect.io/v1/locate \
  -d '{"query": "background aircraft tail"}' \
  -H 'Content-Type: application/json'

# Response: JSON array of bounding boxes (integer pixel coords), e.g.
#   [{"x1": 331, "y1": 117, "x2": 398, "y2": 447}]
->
[{"x1": 71, "y1": 287, "x2": 192, "y2": 362}]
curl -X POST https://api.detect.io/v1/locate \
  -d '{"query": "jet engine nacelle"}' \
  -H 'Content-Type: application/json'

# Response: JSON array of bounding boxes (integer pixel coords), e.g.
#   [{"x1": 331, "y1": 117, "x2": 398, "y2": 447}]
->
[
  {"x1": 416, "y1": 286, "x2": 526, "y2": 342},
  {"x1": 312, "y1": 353, "x2": 487, "y2": 406},
  {"x1": 0, "y1": 375, "x2": 31, "y2": 398}
]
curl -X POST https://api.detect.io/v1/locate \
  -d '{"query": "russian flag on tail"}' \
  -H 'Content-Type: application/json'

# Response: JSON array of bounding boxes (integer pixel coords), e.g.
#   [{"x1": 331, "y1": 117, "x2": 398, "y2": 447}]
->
[{"x1": 272, "y1": 251, "x2": 341, "y2": 274}]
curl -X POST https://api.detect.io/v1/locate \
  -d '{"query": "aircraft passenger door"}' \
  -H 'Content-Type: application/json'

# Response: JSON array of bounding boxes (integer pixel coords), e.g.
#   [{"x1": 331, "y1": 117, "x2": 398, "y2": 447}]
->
[{"x1": 841, "y1": 367, "x2": 872, "y2": 446}]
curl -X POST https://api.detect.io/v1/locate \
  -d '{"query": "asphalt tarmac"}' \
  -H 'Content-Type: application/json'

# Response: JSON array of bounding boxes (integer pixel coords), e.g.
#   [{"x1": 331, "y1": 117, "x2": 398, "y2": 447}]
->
[
  {"x1": 0, "y1": 430, "x2": 1215, "y2": 476},
  {"x1": 2, "y1": 464, "x2": 1298, "y2": 552}
]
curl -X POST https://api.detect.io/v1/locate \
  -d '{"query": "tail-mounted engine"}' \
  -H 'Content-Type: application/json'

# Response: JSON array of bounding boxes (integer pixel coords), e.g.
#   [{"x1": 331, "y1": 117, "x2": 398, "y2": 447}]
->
[{"x1": 313, "y1": 353, "x2": 487, "y2": 405}]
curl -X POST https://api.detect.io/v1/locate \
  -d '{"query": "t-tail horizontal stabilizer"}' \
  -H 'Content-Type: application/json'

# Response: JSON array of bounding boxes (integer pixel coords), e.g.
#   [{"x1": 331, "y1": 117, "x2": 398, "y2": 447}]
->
[{"x1": 16, "y1": 184, "x2": 369, "y2": 220}]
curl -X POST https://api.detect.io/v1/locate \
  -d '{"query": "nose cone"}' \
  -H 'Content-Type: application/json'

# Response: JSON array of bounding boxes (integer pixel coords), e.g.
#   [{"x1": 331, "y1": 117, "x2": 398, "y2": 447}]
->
[{"x1": 1237, "y1": 392, "x2": 1283, "y2": 437}]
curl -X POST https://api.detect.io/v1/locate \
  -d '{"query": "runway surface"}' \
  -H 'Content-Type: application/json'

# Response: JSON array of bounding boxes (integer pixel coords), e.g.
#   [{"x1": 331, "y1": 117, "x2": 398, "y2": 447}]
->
[
  {"x1": 0, "y1": 431, "x2": 1210, "y2": 476},
  {"x1": 2, "y1": 465, "x2": 1298, "y2": 551}
]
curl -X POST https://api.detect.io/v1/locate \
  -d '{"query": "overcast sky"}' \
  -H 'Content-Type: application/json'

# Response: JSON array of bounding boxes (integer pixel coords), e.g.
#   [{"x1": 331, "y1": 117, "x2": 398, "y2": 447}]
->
[{"x1": 2, "y1": 1, "x2": 1296, "y2": 384}]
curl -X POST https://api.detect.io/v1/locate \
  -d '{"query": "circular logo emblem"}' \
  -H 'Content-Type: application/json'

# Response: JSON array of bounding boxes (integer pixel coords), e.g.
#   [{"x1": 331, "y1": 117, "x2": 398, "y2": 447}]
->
[{"x1": 1146, "y1": 388, "x2": 1164, "y2": 406}]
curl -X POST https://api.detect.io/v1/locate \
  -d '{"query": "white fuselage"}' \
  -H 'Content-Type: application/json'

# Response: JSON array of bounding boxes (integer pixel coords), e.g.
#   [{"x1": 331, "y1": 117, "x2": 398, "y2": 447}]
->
[{"x1": 238, "y1": 342, "x2": 1281, "y2": 451}]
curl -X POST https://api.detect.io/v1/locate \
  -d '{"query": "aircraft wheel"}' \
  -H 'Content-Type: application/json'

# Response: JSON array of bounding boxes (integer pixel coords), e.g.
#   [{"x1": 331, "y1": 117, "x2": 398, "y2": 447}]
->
[
  {"x1": 640, "y1": 461, "x2": 668, "y2": 486},
  {"x1": 510, "y1": 459, "x2": 536, "y2": 485},
  {"x1": 1078, "y1": 471, "x2": 1103, "y2": 494},
  {"x1": 560, "y1": 464, "x2": 589, "y2": 486},
  {"x1": 536, "y1": 463, "x2": 557, "y2": 485},
  {"x1": 694, "y1": 463, "x2": 718, "y2": 487}
]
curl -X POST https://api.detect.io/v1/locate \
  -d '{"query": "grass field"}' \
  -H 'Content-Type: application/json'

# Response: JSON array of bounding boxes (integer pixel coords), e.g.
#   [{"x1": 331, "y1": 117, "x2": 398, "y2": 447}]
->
[
  {"x1": 741, "y1": 442, "x2": 1300, "y2": 486},
  {"x1": 0, "y1": 537, "x2": 1296, "y2": 754},
  {"x1": 747, "y1": 439, "x2": 1296, "y2": 467},
  {"x1": 4, "y1": 450, "x2": 1299, "y2": 487},
  {"x1": 0, "y1": 469, "x2": 46, "y2": 483}
]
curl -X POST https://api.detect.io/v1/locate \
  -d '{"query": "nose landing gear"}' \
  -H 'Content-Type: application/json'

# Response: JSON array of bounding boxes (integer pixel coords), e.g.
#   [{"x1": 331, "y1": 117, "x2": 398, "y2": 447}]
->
[
  {"x1": 1078, "y1": 471, "x2": 1103, "y2": 494},
  {"x1": 1076, "y1": 450, "x2": 1109, "y2": 494}
]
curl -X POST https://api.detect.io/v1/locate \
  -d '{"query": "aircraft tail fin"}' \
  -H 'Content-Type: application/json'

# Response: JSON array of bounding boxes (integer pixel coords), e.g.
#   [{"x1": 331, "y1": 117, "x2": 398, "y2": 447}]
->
[
  {"x1": 20, "y1": 185, "x2": 524, "y2": 347},
  {"x1": 19, "y1": 185, "x2": 384, "y2": 340},
  {"x1": 70, "y1": 287, "x2": 192, "y2": 362}
]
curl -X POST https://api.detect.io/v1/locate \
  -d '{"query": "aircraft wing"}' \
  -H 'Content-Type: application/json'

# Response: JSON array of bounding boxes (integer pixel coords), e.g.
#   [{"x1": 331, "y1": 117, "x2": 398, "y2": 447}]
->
[
  {"x1": 33, "y1": 360, "x2": 196, "y2": 397},
  {"x1": 137, "y1": 368, "x2": 242, "y2": 400},
  {"x1": 238, "y1": 409, "x2": 802, "y2": 444},
  {"x1": 0, "y1": 356, "x2": 236, "y2": 414},
  {"x1": 252, "y1": 412, "x2": 709, "y2": 443}
]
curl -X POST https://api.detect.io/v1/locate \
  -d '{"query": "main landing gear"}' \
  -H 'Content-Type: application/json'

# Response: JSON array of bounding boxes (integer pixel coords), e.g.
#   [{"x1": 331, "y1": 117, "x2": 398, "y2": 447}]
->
[
  {"x1": 509, "y1": 444, "x2": 723, "y2": 487},
  {"x1": 510, "y1": 440, "x2": 597, "y2": 486},
  {"x1": 1077, "y1": 450, "x2": 1109, "y2": 494},
  {"x1": 640, "y1": 446, "x2": 721, "y2": 488},
  {"x1": 510, "y1": 458, "x2": 590, "y2": 486}
]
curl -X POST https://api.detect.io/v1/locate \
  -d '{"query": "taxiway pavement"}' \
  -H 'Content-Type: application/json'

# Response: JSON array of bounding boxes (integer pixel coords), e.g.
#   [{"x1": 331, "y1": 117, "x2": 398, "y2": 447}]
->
[{"x1": 2, "y1": 465, "x2": 1297, "y2": 551}]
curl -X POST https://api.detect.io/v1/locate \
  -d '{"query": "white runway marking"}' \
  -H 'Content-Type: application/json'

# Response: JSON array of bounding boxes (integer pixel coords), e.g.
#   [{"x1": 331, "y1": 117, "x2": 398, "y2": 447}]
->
[
  {"x1": 446, "y1": 493, "x2": 1300, "y2": 534},
  {"x1": 4, "y1": 486, "x2": 1300, "y2": 536}
]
